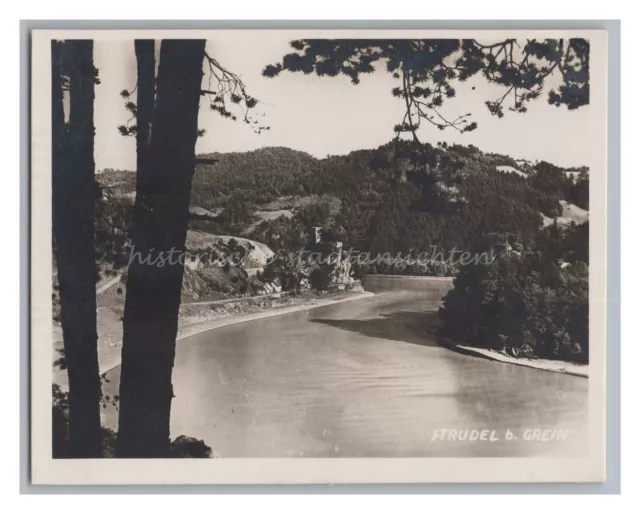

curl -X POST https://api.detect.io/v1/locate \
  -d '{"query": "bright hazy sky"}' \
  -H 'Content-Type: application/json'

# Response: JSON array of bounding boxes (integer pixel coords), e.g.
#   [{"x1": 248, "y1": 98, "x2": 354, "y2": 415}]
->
[{"x1": 93, "y1": 35, "x2": 592, "y2": 171}]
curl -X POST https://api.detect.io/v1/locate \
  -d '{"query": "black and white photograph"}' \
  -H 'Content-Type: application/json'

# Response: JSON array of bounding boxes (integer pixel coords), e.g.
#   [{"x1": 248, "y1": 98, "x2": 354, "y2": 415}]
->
[{"x1": 29, "y1": 29, "x2": 607, "y2": 484}]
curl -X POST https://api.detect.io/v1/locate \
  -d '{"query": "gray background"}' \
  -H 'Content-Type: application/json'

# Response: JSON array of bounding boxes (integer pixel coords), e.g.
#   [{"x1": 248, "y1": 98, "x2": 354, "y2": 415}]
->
[{"x1": 20, "y1": 19, "x2": 621, "y2": 494}]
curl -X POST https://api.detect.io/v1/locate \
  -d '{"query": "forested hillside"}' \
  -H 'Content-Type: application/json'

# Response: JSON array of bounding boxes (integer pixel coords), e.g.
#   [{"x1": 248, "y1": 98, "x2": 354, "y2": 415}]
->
[
  {"x1": 97, "y1": 141, "x2": 589, "y2": 263},
  {"x1": 183, "y1": 142, "x2": 586, "y2": 256}
]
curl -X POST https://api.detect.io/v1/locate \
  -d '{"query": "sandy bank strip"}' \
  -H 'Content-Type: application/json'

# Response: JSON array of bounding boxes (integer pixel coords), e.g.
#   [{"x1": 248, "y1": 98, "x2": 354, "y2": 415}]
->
[
  {"x1": 99, "y1": 291, "x2": 375, "y2": 374},
  {"x1": 432, "y1": 330, "x2": 588, "y2": 378}
]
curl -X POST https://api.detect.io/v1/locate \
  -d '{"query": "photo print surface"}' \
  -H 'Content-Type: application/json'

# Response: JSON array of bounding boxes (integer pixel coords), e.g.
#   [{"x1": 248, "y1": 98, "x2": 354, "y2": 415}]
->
[{"x1": 30, "y1": 29, "x2": 607, "y2": 484}]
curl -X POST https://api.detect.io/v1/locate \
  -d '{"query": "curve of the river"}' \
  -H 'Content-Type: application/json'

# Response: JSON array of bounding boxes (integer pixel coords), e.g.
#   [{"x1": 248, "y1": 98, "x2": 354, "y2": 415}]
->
[{"x1": 102, "y1": 275, "x2": 588, "y2": 458}]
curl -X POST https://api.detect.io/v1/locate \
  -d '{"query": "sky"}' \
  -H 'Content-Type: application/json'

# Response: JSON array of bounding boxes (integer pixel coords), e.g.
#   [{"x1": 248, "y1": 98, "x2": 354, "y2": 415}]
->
[{"x1": 93, "y1": 35, "x2": 594, "y2": 171}]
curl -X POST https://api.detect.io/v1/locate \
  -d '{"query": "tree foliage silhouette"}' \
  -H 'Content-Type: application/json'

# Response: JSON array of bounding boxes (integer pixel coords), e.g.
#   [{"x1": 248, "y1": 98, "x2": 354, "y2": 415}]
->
[{"x1": 264, "y1": 39, "x2": 589, "y2": 140}]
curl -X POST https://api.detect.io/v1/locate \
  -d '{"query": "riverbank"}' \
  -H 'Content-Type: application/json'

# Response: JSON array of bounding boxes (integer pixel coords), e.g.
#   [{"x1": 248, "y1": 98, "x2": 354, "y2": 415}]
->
[
  {"x1": 428, "y1": 327, "x2": 589, "y2": 378},
  {"x1": 53, "y1": 289, "x2": 375, "y2": 385}
]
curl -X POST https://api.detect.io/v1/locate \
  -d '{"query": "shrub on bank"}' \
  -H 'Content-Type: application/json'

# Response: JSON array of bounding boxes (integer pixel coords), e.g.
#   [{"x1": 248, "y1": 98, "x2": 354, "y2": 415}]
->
[
  {"x1": 309, "y1": 265, "x2": 332, "y2": 292},
  {"x1": 438, "y1": 233, "x2": 588, "y2": 363}
]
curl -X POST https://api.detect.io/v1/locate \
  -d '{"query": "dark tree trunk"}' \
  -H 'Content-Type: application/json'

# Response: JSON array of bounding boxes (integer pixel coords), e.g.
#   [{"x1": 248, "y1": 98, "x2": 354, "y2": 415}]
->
[
  {"x1": 51, "y1": 40, "x2": 102, "y2": 458},
  {"x1": 117, "y1": 40, "x2": 205, "y2": 458}
]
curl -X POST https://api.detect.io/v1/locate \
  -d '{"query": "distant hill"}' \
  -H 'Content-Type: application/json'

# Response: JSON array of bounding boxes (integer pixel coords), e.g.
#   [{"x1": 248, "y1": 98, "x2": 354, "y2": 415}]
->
[
  {"x1": 97, "y1": 141, "x2": 589, "y2": 259},
  {"x1": 190, "y1": 147, "x2": 321, "y2": 209}
]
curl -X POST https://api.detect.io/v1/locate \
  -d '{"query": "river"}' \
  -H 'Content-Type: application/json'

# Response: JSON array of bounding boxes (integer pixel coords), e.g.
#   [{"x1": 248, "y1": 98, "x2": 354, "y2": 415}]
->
[{"x1": 101, "y1": 275, "x2": 588, "y2": 458}]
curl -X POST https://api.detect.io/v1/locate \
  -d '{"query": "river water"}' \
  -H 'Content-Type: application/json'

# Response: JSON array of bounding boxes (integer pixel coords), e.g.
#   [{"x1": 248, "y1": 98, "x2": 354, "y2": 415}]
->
[{"x1": 102, "y1": 275, "x2": 588, "y2": 457}]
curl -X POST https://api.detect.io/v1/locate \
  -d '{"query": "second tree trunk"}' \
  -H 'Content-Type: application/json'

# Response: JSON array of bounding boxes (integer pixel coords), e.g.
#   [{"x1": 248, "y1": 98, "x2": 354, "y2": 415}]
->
[{"x1": 117, "y1": 40, "x2": 205, "y2": 458}]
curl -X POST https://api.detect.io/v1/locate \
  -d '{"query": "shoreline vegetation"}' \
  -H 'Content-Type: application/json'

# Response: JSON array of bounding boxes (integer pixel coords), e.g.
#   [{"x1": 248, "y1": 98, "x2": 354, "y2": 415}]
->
[{"x1": 373, "y1": 274, "x2": 588, "y2": 377}]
